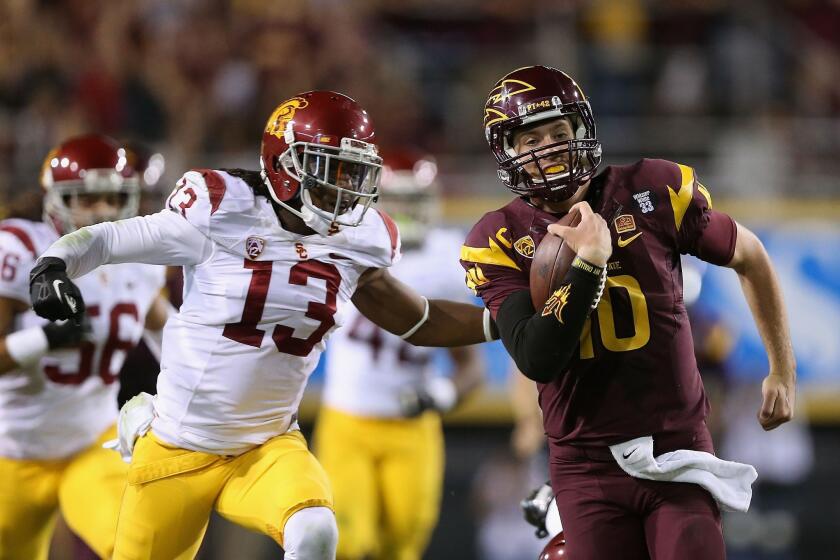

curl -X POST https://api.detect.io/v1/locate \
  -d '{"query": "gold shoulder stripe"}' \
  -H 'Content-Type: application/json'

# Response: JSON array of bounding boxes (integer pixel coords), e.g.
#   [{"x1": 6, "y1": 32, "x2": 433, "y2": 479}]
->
[
  {"x1": 495, "y1": 227, "x2": 513, "y2": 249},
  {"x1": 460, "y1": 238, "x2": 521, "y2": 271},
  {"x1": 698, "y1": 183, "x2": 712, "y2": 209},
  {"x1": 667, "y1": 163, "x2": 695, "y2": 231},
  {"x1": 465, "y1": 265, "x2": 489, "y2": 294}
]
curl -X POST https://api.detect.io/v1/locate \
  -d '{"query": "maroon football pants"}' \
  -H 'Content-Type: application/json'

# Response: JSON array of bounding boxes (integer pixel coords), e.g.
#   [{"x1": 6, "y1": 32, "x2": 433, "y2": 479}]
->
[{"x1": 549, "y1": 428, "x2": 725, "y2": 560}]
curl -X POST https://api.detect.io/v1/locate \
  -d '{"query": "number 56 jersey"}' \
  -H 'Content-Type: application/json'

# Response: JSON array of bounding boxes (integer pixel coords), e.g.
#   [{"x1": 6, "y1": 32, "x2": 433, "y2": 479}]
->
[
  {"x1": 0, "y1": 218, "x2": 164, "y2": 460},
  {"x1": 42, "y1": 169, "x2": 401, "y2": 456},
  {"x1": 461, "y1": 159, "x2": 738, "y2": 447}
]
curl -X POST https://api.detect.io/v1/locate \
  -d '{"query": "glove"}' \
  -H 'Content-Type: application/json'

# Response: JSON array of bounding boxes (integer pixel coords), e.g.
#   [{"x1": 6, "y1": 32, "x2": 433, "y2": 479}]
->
[
  {"x1": 398, "y1": 377, "x2": 457, "y2": 418},
  {"x1": 521, "y1": 482, "x2": 554, "y2": 538},
  {"x1": 42, "y1": 316, "x2": 91, "y2": 349},
  {"x1": 103, "y1": 392, "x2": 155, "y2": 463},
  {"x1": 30, "y1": 257, "x2": 85, "y2": 322}
]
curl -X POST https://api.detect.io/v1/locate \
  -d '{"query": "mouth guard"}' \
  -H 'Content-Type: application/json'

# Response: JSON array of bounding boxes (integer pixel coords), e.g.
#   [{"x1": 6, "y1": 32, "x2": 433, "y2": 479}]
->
[{"x1": 545, "y1": 164, "x2": 567, "y2": 174}]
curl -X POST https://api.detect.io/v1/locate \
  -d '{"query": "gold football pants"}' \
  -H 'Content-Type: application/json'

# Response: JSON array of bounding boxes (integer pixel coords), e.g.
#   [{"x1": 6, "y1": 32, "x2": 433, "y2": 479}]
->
[
  {"x1": 314, "y1": 407, "x2": 444, "y2": 560},
  {"x1": 0, "y1": 425, "x2": 125, "y2": 560},
  {"x1": 112, "y1": 429, "x2": 332, "y2": 560}
]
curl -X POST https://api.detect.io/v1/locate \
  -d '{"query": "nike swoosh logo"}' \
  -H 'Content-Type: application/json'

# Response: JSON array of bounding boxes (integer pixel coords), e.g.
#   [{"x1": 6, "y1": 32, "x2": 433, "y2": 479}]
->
[
  {"x1": 617, "y1": 232, "x2": 643, "y2": 248},
  {"x1": 622, "y1": 448, "x2": 636, "y2": 459},
  {"x1": 65, "y1": 295, "x2": 77, "y2": 314},
  {"x1": 53, "y1": 279, "x2": 78, "y2": 314}
]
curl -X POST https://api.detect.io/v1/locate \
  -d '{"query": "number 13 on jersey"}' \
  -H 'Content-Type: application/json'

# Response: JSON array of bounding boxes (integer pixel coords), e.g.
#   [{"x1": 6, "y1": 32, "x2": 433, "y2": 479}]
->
[{"x1": 223, "y1": 258, "x2": 342, "y2": 357}]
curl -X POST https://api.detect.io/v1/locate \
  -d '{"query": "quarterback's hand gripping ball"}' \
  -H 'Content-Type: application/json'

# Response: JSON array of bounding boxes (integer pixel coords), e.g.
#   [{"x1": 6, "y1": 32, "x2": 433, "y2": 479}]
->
[
  {"x1": 530, "y1": 208, "x2": 581, "y2": 309},
  {"x1": 29, "y1": 257, "x2": 86, "y2": 323}
]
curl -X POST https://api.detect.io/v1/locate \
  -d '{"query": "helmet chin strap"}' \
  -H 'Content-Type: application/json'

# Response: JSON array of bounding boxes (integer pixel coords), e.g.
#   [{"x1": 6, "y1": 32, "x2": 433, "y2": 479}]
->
[{"x1": 300, "y1": 189, "x2": 338, "y2": 236}]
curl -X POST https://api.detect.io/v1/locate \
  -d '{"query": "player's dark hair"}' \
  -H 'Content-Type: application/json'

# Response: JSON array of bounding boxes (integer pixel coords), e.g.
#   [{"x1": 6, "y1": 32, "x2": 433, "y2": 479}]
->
[
  {"x1": 219, "y1": 168, "x2": 268, "y2": 197},
  {"x1": 220, "y1": 168, "x2": 304, "y2": 213}
]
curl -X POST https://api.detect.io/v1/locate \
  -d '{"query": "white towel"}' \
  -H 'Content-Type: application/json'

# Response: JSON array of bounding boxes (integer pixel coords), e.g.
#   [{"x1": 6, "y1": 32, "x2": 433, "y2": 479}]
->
[{"x1": 609, "y1": 436, "x2": 758, "y2": 512}]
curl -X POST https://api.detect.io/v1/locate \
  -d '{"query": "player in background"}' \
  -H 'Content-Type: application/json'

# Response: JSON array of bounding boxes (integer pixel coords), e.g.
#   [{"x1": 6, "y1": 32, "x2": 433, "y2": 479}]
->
[
  {"x1": 314, "y1": 150, "x2": 484, "y2": 560},
  {"x1": 29, "y1": 91, "x2": 497, "y2": 560},
  {"x1": 117, "y1": 141, "x2": 170, "y2": 407},
  {"x1": 0, "y1": 134, "x2": 169, "y2": 560},
  {"x1": 461, "y1": 66, "x2": 795, "y2": 559}
]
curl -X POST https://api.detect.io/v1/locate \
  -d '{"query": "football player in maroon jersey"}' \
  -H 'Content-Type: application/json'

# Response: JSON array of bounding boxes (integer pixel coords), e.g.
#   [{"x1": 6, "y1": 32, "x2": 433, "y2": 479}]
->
[{"x1": 461, "y1": 66, "x2": 795, "y2": 559}]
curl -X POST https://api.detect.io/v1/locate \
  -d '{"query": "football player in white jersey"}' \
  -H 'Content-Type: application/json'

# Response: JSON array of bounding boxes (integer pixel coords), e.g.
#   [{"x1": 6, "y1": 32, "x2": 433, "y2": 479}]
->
[
  {"x1": 0, "y1": 134, "x2": 169, "y2": 560},
  {"x1": 315, "y1": 150, "x2": 484, "y2": 560},
  {"x1": 29, "y1": 91, "x2": 497, "y2": 560}
]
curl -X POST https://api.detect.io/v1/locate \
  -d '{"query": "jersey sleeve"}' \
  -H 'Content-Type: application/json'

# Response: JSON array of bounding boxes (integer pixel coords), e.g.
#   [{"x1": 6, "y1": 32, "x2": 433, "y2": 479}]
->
[
  {"x1": 642, "y1": 159, "x2": 737, "y2": 265},
  {"x1": 164, "y1": 169, "x2": 228, "y2": 238},
  {"x1": 0, "y1": 229, "x2": 38, "y2": 304},
  {"x1": 344, "y1": 208, "x2": 402, "y2": 270},
  {"x1": 460, "y1": 212, "x2": 529, "y2": 318},
  {"x1": 41, "y1": 209, "x2": 213, "y2": 279}
]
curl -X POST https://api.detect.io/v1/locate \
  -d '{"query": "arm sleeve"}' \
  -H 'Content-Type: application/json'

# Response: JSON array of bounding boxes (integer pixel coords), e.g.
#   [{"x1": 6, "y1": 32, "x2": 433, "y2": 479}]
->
[
  {"x1": 494, "y1": 260, "x2": 603, "y2": 383},
  {"x1": 41, "y1": 209, "x2": 213, "y2": 279}
]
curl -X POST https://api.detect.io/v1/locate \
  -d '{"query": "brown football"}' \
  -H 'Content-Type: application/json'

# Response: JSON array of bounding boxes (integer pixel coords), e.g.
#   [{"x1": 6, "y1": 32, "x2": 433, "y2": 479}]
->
[{"x1": 530, "y1": 209, "x2": 581, "y2": 309}]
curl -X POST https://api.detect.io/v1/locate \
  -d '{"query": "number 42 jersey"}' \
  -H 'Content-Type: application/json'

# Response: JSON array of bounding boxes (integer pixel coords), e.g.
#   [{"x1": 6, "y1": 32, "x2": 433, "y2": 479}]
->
[
  {"x1": 43, "y1": 169, "x2": 400, "y2": 456},
  {"x1": 460, "y1": 159, "x2": 738, "y2": 446}
]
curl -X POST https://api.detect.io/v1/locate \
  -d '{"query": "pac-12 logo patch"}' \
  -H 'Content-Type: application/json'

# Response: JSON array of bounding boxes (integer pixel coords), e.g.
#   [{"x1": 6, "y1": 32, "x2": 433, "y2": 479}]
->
[
  {"x1": 613, "y1": 214, "x2": 636, "y2": 234},
  {"x1": 513, "y1": 235, "x2": 535, "y2": 258},
  {"x1": 246, "y1": 236, "x2": 266, "y2": 260}
]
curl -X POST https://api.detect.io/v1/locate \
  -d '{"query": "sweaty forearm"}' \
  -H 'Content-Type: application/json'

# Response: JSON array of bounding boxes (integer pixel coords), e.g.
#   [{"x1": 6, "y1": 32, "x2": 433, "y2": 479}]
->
[
  {"x1": 406, "y1": 300, "x2": 491, "y2": 347},
  {"x1": 496, "y1": 260, "x2": 603, "y2": 383}
]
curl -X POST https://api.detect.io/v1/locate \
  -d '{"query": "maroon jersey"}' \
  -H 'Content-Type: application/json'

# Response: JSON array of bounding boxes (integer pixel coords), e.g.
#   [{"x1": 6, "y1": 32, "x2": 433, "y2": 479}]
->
[{"x1": 461, "y1": 159, "x2": 737, "y2": 445}]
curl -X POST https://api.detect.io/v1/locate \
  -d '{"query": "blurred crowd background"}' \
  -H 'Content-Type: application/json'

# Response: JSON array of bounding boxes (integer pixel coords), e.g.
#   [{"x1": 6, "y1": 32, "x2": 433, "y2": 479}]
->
[
  {"x1": 2, "y1": 0, "x2": 840, "y2": 198},
  {"x1": 2, "y1": 0, "x2": 839, "y2": 559}
]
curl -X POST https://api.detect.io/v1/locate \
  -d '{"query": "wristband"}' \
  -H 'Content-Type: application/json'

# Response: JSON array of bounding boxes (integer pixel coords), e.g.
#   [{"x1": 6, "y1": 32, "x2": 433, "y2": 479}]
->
[
  {"x1": 571, "y1": 255, "x2": 605, "y2": 278},
  {"x1": 5, "y1": 327, "x2": 50, "y2": 366},
  {"x1": 482, "y1": 307, "x2": 497, "y2": 342},
  {"x1": 571, "y1": 256, "x2": 607, "y2": 310},
  {"x1": 399, "y1": 296, "x2": 430, "y2": 340}
]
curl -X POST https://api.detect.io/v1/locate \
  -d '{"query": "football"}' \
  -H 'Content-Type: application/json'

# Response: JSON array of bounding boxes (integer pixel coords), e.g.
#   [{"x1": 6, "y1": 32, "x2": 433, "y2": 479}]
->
[
  {"x1": 538, "y1": 532, "x2": 567, "y2": 559},
  {"x1": 530, "y1": 209, "x2": 581, "y2": 309}
]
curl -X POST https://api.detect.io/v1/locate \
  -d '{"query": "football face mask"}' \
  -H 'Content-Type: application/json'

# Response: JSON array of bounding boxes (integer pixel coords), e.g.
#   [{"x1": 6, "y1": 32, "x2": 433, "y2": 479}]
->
[{"x1": 294, "y1": 140, "x2": 382, "y2": 225}]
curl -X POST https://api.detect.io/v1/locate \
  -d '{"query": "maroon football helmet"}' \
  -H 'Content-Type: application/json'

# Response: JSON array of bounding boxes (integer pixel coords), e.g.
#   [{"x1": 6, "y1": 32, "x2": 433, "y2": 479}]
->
[
  {"x1": 260, "y1": 90, "x2": 382, "y2": 228},
  {"x1": 484, "y1": 65, "x2": 601, "y2": 202},
  {"x1": 538, "y1": 532, "x2": 567, "y2": 559},
  {"x1": 41, "y1": 134, "x2": 140, "y2": 234}
]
